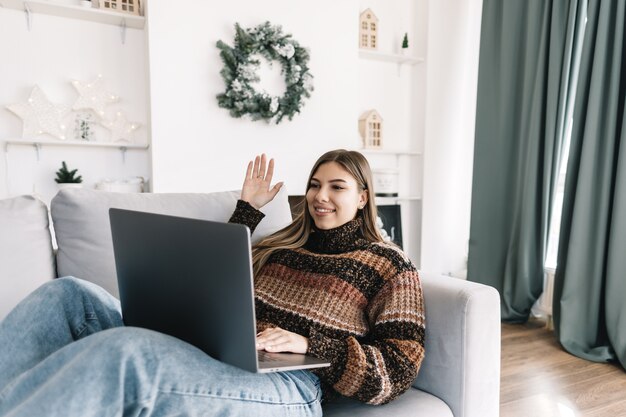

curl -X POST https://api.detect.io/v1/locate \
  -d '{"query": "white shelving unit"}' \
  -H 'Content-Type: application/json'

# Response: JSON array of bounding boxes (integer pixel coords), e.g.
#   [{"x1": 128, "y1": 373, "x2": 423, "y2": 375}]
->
[
  {"x1": 0, "y1": 0, "x2": 145, "y2": 28},
  {"x1": 360, "y1": 148, "x2": 422, "y2": 203},
  {"x1": 5, "y1": 138, "x2": 149, "y2": 150},
  {"x1": 1, "y1": 0, "x2": 149, "y2": 202},
  {"x1": 359, "y1": 40, "x2": 425, "y2": 264},
  {"x1": 375, "y1": 195, "x2": 421, "y2": 205},
  {"x1": 360, "y1": 148, "x2": 421, "y2": 156},
  {"x1": 4, "y1": 138, "x2": 149, "y2": 162}
]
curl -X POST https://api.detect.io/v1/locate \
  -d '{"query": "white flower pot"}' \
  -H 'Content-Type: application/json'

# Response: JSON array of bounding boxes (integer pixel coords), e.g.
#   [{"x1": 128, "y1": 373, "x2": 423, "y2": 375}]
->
[
  {"x1": 57, "y1": 183, "x2": 83, "y2": 190},
  {"x1": 95, "y1": 178, "x2": 144, "y2": 193}
]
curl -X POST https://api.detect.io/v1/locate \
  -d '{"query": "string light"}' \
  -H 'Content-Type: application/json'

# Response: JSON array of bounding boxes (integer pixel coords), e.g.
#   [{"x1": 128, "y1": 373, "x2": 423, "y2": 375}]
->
[
  {"x1": 101, "y1": 111, "x2": 140, "y2": 143},
  {"x1": 71, "y1": 75, "x2": 119, "y2": 117}
]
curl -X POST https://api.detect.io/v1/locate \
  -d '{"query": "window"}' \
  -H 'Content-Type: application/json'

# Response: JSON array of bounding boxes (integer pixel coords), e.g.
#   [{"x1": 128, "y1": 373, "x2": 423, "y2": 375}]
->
[
  {"x1": 544, "y1": 14, "x2": 587, "y2": 270},
  {"x1": 545, "y1": 119, "x2": 573, "y2": 269},
  {"x1": 102, "y1": 0, "x2": 138, "y2": 14},
  {"x1": 368, "y1": 121, "x2": 381, "y2": 147}
]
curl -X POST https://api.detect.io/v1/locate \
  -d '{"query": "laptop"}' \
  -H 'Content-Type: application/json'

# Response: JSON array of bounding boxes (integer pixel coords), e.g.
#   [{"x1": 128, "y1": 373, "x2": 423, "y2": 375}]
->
[{"x1": 109, "y1": 208, "x2": 330, "y2": 373}]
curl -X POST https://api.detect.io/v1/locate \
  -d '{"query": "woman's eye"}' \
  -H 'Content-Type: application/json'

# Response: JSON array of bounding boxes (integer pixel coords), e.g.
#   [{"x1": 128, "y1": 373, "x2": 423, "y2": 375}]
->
[
  {"x1": 332, "y1": 185, "x2": 344, "y2": 190},
  {"x1": 309, "y1": 183, "x2": 320, "y2": 189}
]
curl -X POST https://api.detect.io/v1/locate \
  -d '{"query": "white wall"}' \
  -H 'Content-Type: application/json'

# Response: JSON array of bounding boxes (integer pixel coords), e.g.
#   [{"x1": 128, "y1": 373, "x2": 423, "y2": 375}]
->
[
  {"x1": 421, "y1": 0, "x2": 483, "y2": 275},
  {"x1": 146, "y1": 0, "x2": 482, "y2": 273},
  {"x1": 0, "y1": 7, "x2": 150, "y2": 204},
  {"x1": 146, "y1": 0, "x2": 360, "y2": 195},
  {"x1": 358, "y1": 0, "x2": 425, "y2": 263},
  {"x1": 145, "y1": 0, "x2": 429, "y2": 261},
  {"x1": 0, "y1": 0, "x2": 484, "y2": 276}
]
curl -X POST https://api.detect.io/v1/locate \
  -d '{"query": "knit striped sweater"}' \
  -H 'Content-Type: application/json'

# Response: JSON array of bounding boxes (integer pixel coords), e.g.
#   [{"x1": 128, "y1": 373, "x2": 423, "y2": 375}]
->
[{"x1": 229, "y1": 200, "x2": 425, "y2": 405}]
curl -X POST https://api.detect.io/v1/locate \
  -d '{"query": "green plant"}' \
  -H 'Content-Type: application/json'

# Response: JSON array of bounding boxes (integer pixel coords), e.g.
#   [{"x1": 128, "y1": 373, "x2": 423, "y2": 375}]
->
[
  {"x1": 55, "y1": 161, "x2": 83, "y2": 184},
  {"x1": 402, "y1": 33, "x2": 409, "y2": 49}
]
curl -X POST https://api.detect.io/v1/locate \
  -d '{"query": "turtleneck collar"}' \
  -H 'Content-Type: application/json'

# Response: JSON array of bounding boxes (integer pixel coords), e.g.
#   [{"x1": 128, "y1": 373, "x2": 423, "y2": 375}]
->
[{"x1": 305, "y1": 216, "x2": 370, "y2": 254}]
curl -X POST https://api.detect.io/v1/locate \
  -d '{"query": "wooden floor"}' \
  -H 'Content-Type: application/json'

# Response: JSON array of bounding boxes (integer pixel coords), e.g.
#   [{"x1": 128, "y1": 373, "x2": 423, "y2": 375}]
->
[{"x1": 500, "y1": 319, "x2": 626, "y2": 417}]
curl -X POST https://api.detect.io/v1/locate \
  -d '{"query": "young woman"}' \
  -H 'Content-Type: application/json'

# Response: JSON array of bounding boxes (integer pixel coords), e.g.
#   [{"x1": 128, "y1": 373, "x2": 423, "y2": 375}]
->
[{"x1": 0, "y1": 149, "x2": 425, "y2": 417}]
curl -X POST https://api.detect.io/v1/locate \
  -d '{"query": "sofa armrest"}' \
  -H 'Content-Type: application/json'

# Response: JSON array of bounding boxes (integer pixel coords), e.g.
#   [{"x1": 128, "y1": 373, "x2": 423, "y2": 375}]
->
[{"x1": 413, "y1": 272, "x2": 500, "y2": 417}]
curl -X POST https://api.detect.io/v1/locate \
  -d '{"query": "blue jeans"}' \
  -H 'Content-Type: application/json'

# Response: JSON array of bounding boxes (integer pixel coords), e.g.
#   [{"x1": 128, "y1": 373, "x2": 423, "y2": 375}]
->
[{"x1": 0, "y1": 277, "x2": 322, "y2": 417}]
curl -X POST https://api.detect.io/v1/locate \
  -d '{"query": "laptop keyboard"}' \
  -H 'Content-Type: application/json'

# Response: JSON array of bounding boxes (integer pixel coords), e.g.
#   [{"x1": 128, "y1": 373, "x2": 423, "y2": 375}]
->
[{"x1": 258, "y1": 351, "x2": 282, "y2": 362}]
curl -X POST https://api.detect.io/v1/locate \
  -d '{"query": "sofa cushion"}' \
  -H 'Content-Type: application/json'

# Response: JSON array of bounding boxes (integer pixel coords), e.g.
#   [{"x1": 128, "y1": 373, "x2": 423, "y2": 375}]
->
[
  {"x1": 323, "y1": 388, "x2": 453, "y2": 417},
  {"x1": 51, "y1": 187, "x2": 292, "y2": 298},
  {"x1": 0, "y1": 195, "x2": 56, "y2": 321}
]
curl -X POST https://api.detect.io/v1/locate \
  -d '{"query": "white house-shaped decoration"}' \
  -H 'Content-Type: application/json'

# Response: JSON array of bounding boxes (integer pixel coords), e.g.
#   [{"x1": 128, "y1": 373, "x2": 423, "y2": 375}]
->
[
  {"x1": 359, "y1": 8, "x2": 378, "y2": 50},
  {"x1": 95, "y1": 0, "x2": 141, "y2": 15},
  {"x1": 359, "y1": 109, "x2": 383, "y2": 149}
]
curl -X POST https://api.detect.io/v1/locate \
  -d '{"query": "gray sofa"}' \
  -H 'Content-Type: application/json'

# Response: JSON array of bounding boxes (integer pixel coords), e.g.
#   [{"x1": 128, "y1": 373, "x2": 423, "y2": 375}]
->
[{"x1": 0, "y1": 189, "x2": 501, "y2": 417}]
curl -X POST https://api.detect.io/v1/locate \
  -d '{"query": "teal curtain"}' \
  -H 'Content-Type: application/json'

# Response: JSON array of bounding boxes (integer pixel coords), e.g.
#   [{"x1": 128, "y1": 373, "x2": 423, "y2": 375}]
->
[
  {"x1": 553, "y1": 0, "x2": 626, "y2": 368},
  {"x1": 468, "y1": 0, "x2": 585, "y2": 321}
]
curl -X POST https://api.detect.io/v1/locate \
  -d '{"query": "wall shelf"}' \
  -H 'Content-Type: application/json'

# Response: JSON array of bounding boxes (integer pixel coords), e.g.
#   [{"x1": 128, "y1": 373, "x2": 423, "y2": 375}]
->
[
  {"x1": 359, "y1": 50, "x2": 424, "y2": 65},
  {"x1": 360, "y1": 148, "x2": 421, "y2": 156},
  {"x1": 375, "y1": 196, "x2": 422, "y2": 205},
  {"x1": 5, "y1": 139, "x2": 149, "y2": 151},
  {"x1": 0, "y1": 0, "x2": 145, "y2": 29}
]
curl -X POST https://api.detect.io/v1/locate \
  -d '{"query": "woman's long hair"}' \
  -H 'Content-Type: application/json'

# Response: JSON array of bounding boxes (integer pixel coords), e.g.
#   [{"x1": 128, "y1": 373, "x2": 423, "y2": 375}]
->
[{"x1": 252, "y1": 149, "x2": 384, "y2": 276}]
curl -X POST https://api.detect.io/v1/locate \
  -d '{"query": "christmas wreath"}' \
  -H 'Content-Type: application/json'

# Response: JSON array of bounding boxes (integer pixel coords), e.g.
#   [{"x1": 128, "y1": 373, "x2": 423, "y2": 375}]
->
[{"x1": 216, "y1": 22, "x2": 314, "y2": 124}]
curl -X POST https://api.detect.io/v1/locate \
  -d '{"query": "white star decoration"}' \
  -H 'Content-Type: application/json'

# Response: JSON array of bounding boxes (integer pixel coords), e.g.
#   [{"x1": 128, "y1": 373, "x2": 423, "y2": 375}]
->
[
  {"x1": 71, "y1": 75, "x2": 119, "y2": 117},
  {"x1": 6, "y1": 86, "x2": 70, "y2": 140},
  {"x1": 101, "y1": 112, "x2": 140, "y2": 143}
]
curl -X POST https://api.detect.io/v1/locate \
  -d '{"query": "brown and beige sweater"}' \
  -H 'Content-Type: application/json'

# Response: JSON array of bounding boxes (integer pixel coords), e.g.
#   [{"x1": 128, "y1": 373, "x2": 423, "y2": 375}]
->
[{"x1": 229, "y1": 200, "x2": 425, "y2": 405}]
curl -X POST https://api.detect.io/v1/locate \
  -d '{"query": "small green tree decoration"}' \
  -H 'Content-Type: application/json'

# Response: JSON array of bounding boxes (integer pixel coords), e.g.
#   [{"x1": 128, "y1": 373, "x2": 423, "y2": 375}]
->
[
  {"x1": 402, "y1": 33, "x2": 409, "y2": 49},
  {"x1": 55, "y1": 161, "x2": 83, "y2": 184}
]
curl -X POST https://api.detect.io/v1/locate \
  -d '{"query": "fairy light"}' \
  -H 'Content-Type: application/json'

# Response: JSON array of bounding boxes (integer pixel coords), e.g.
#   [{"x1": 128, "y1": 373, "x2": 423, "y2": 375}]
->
[
  {"x1": 71, "y1": 76, "x2": 119, "y2": 117},
  {"x1": 101, "y1": 111, "x2": 140, "y2": 143}
]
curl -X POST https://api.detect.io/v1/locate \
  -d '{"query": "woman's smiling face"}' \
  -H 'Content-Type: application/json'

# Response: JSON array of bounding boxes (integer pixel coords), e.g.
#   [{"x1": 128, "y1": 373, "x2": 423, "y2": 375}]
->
[{"x1": 306, "y1": 162, "x2": 368, "y2": 230}]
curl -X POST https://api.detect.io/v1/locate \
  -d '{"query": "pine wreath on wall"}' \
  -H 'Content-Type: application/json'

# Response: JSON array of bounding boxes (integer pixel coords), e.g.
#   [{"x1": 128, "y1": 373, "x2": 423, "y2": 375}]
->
[{"x1": 216, "y1": 22, "x2": 314, "y2": 124}]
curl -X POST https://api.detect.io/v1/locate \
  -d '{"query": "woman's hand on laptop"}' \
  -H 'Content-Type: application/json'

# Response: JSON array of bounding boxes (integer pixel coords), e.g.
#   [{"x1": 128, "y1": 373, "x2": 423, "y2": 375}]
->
[
  {"x1": 241, "y1": 154, "x2": 284, "y2": 210},
  {"x1": 256, "y1": 327, "x2": 308, "y2": 354}
]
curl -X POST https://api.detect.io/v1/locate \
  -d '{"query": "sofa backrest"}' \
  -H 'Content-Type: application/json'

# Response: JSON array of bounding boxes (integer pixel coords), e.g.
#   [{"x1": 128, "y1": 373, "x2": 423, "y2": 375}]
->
[
  {"x1": 0, "y1": 195, "x2": 56, "y2": 321},
  {"x1": 51, "y1": 187, "x2": 292, "y2": 298}
]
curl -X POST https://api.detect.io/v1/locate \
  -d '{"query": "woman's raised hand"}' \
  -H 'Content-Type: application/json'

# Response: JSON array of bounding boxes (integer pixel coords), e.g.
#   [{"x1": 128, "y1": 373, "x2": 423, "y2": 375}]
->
[{"x1": 241, "y1": 154, "x2": 284, "y2": 210}]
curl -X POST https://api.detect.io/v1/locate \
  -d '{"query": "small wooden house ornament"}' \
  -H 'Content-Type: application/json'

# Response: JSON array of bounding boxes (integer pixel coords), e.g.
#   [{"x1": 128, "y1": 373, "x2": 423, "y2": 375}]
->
[
  {"x1": 359, "y1": 109, "x2": 383, "y2": 149},
  {"x1": 359, "y1": 8, "x2": 379, "y2": 50},
  {"x1": 93, "y1": 0, "x2": 141, "y2": 15}
]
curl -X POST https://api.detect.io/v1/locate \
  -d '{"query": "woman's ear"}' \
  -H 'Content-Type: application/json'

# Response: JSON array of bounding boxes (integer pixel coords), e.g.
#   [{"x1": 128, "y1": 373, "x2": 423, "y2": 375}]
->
[{"x1": 359, "y1": 190, "x2": 369, "y2": 209}]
